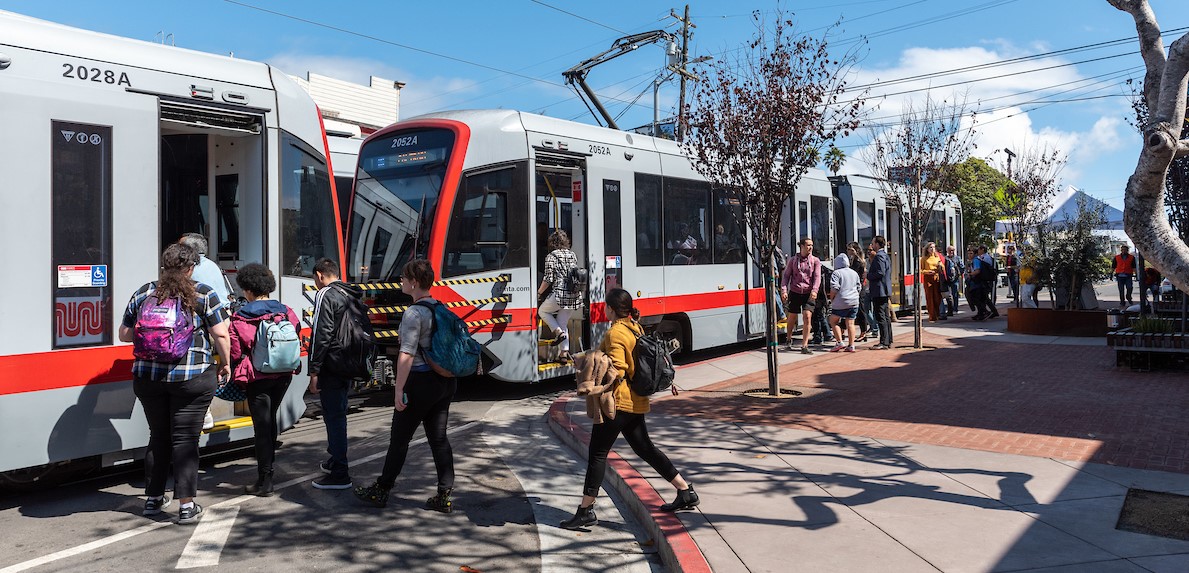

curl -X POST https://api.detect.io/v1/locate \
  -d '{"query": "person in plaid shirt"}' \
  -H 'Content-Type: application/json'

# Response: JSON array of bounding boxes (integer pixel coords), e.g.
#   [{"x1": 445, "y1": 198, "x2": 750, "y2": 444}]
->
[
  {"x1": 537, "y1": 230, "x2": 582, "y2": 362},
  {"x1": 119, "y1": 243, "x2": 231, "y2": 524}
]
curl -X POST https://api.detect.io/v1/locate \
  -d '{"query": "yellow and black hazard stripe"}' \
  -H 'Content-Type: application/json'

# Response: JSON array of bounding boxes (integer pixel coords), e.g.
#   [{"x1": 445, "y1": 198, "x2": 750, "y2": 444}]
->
[
  {"x1": 303, "y1": 295, "x2": 512, "y2": 320},
  {"x1": 302, "y1": 274, "x2": 513, "y2": 294},
  {"x1": 371, "y1": 315, "x2": 511, "y2": 340}
]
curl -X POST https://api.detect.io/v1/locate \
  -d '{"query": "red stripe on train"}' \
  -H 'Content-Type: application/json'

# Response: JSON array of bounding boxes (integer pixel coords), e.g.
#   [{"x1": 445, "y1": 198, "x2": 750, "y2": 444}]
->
[{"x1": 0, "y1": 288, "x2": 767, "y2": 395}]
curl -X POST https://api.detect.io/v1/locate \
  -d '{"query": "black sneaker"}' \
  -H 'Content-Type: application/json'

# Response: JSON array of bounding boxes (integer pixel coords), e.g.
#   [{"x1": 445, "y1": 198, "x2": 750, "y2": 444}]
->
[
  {"x1": 318, "y1": 460, "x2": 332, "y2": 474},
  {"x1": 177, "y1": 503, "x2": 203, "y2": 525},
  {"x1": 313, "y1": 474, "x2": 353, "y2": 490},
  {"x1": 143, "y1": 495, "x2": 171, "y2": 516},
  {"x1": 353, "y1": 481, "x2": 390, "y2": 508}
]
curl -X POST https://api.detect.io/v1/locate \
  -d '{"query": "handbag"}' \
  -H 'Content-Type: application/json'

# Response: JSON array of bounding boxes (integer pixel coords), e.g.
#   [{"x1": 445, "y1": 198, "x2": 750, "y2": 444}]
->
[{"x1": 214, "y1": 379, "x2": 246, "y2": 402}]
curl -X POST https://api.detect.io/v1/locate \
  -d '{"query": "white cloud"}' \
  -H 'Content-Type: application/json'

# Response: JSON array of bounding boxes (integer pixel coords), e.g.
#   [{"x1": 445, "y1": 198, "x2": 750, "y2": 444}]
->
[{"x1": 846, "y1": 41, "x2": 1134, "y2": 199}]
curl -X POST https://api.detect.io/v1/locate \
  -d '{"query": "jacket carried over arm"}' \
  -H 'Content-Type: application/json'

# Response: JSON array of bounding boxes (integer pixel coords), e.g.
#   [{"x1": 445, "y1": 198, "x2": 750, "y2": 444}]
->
[
  {"x1": 307, "y1": 282, "x2": 364, "y2": 376},
  {"x1": 574, "y1": 350, "x2": 620, "y2": 424}
]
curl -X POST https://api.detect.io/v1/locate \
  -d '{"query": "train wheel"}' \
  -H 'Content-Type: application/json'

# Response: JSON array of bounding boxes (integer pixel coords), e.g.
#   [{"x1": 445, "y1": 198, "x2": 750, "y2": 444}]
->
[
  {"x1": 655, "y1": 319, "x2": 685, "y2": 354},
  {"x1": 0, "y1": 459, "x2": 98, "y2": 492}
]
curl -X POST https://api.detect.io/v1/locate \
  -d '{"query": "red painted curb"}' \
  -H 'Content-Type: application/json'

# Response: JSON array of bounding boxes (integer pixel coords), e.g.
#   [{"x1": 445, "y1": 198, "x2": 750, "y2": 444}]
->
[{"x1": 547, "y1": 394, "x2": 713, "y2": 573}]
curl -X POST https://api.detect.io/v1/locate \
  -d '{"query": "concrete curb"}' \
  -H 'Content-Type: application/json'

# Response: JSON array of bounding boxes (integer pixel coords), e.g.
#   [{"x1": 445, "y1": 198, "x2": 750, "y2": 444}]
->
[{"x1": 546, "y1": 394, "x2": 712, "y2": 573}]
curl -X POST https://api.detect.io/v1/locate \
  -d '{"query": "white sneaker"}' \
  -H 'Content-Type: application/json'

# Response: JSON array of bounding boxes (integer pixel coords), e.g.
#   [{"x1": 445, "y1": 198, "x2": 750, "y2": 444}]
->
[{"x1": 202, "y1": 411, "x2": 215, "y2": 431}]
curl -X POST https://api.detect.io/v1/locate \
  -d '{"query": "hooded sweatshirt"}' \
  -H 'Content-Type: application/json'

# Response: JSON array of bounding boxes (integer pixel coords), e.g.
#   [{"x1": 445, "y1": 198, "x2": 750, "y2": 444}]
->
[
  {"x1": 830, "y1": 253, "x2": 861, "y2": 309},
  {"x1": 229, "y1": 299, "x2": 302, "y2": 383}
]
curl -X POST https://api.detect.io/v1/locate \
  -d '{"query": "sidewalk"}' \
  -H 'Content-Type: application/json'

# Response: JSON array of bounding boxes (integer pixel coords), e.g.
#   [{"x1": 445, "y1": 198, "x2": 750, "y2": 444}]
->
[{"x1": 549, "y1": 305, "x2": 1189, "y2": 572}]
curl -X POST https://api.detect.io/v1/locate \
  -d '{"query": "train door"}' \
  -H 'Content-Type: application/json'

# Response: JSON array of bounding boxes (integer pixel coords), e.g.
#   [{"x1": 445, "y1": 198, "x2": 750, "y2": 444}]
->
[
  {"x1": 534, "y1": 156, "x2": 588, "y2": 362},
  {"x1": 158, "y1": 103, "x2": 266, "y2": 421}
]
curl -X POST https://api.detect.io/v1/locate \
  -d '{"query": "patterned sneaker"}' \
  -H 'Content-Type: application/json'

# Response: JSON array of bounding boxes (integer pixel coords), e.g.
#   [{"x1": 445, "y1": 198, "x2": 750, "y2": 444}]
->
[
  {"x1": 426, "y1": 488, "x2": 453, "y2": 513},
  {"x1": 353, "y1": 481, "x2": 390, "y2": 508},
  {"x1": 177, "y1": 503, "x2": 203, "y2": 525},
  {"x1": 800, "y1": 346, "x2": 813, "y2": 355},
  {"x1": 143, "y1": 495, "x2": 171, "y2": 516},
  {"x1": 829, "y1": 344, "x2": 845, "y2": 353},
  {"x1": 844, "y1": 346, "x2": 857, "y2": 353}
]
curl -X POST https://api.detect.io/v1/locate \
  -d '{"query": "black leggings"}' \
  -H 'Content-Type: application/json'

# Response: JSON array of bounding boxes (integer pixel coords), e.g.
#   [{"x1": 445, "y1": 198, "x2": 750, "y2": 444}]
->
[
  {"x1": 246, "y1": 376, "x2": 292, "y2": 475},
  {"x1": 584, "y1": 412, "x2": 679, "y2": 497},
  {"x1": 133, "y1": 368, "x2": 217, "y2": 499},
  {"x1": 378, "y1": 371, "x2": 457, "y2": 490}
]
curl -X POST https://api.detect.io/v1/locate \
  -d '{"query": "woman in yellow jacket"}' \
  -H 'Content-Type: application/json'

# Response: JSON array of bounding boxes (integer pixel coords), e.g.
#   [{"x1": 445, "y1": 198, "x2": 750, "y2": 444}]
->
[
  {"x1": 920, "y1": 241, "x2": 944, "y2": 322},
  {"x1": 560, "y1": 288, "x2": 699, "y2": 530}
]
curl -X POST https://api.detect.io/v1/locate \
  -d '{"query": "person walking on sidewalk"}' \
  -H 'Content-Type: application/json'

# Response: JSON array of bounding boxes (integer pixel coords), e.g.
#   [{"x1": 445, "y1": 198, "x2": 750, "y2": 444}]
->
[
  {"x1": 1004, "y1": 244, "x2": 1020, "y2": 300},
  {"x1": 537, "y1": 230, "x2": 581, "y2": 363},
  {"x1": 354, "y1": 259, "x2": 457, "y2": 512},
  {"x1": 119, "y1": 243, "x2": 231, "y2": 525},
  {"x1": 228, "y1": 263, "x2": 301, "y2": 497},
  {"x1": 780, "y1": 237, "x2": 821, "y2": 355},
  {"x1": 307, "y1": 258, "x2": 367, "y2": 490},
  {"x1": 971, "y1": 246, "x2": 999, "y2": 320},
  {"x1": 867, "y1": 236, "x2": 893, "y2": 349},
  {"x1": 828, "y1": 253, "x2": 861, "y2": 352},
  {"x1": 1113, "y1": 245, "x2": 1137, "y2": 308},
  {"x1": 560, "y1": 289, "x2": 699, "y2": 530}
]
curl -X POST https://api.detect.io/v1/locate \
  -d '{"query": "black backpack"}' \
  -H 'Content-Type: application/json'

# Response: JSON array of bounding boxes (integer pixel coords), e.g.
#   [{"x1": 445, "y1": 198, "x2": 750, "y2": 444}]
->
[
  {"x1": 326, "y1": 286, "x2": 376, "y2": 379},
  {"x1": 568, "y1": 265, "x2": 588, "y2": 290},
  {"x1": 626, "y1": 324, "x2": 675, "y2": 397}
]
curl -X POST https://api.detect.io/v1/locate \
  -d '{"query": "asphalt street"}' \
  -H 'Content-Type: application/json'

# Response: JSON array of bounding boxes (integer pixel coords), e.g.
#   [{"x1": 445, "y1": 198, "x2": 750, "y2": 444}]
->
[{"x1": 0, "y1": 378, "x2": 669, "y2": 573}]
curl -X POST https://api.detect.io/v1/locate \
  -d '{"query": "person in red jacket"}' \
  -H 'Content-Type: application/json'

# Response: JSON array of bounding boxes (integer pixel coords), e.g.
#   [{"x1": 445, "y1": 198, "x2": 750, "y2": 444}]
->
[
  {"x1": 229, "y1": 263, "x2": 301, "y2": 496},
  {"x1": 1113, "y1": 245, "x2": 1137, "y2": 307}
]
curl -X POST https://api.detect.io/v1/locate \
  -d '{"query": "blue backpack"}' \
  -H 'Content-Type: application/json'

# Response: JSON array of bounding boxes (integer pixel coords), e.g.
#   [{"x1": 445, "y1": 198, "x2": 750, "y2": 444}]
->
[
  {"x1": 251, "y1": 312, "x2": 302, "y2": 374},
  {"x1": 414, "y1": 301, "x2": 481, "y2": 378}
]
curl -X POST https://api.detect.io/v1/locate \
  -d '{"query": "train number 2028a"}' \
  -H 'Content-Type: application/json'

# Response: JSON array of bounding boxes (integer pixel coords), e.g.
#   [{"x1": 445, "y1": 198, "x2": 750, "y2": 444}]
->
[{"x1": 62, "y1": 63, "x2": 132, "y2": 87}]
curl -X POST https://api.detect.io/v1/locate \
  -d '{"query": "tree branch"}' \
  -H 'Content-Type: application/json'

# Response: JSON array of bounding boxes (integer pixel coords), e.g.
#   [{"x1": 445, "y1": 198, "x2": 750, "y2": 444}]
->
[{"x1": 1109, "y1": 0, "x2": 1167, "y2": 118}]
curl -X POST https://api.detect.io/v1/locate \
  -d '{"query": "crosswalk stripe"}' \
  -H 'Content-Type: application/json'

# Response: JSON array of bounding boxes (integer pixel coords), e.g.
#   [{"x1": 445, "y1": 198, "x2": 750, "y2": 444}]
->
[{"x1": 175, "y1": 505, "x2": 240, "y2": 569}]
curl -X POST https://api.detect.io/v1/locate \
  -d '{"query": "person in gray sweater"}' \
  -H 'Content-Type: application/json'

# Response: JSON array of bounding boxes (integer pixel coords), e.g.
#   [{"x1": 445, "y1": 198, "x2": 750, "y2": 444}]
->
[{"x1": 828, "y1": 253, "x2": 861, "y2": 352}]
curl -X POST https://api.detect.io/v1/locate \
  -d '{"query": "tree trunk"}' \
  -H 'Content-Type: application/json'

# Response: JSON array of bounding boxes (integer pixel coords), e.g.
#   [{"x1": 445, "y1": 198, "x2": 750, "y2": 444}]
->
[
  {"x1": 911, "y1": 235, "x2": 923, "y2": 349},
  {"x1": 764, "y1": 258, "x2": 781, "y2": 396}
]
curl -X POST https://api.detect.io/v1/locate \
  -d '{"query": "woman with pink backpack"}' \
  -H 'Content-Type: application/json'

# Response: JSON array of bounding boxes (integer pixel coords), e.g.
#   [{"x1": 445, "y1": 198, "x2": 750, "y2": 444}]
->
[
  {"x1": 119, "y1": 244, "x2": 231, "y2": 525},
  {"x1": 228, "y1": 263, "x2": 302, "y2": 497}
]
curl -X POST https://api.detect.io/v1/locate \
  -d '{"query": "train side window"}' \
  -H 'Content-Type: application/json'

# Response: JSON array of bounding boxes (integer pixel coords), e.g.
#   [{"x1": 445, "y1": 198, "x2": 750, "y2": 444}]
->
[
  {"x1": 924, "y1": 209, "x2": 946, "y2": 247},
  {"x1": 663, "y1": 176, "x2": 711, "y2": 265},
  {"x1": 798, "y1": 201, "x2": 809, "y2": 243},
  {"x1": 712, "y1": 189, "x2": 745, "y2": 263},
  {"x1": 634, "y1": 173, "x2": 663, "y2": 266},
  {"x1": 442, "y1": 162, "x2": 529, "y2": 277},
  {"x1": 368, "y1": 227, "x2": 393, "y2": 280},
  {"x1": 280, "y1": 133, "x2": 337, "y2": 278},
  {"x1": 52, "y1": 121, "x2": 113, "y2": 349},
  {"x1": 856, "y1": 201, "x2": 875, "y2": 247},
  {"x1": 810, "y1": 195, "x2": 831, "y2": 260}
]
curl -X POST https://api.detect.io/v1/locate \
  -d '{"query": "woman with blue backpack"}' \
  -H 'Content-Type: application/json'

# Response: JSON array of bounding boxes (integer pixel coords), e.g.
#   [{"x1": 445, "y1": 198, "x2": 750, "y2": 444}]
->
[
  {"x1": 355, "y1": 259, "x2": 457, "y2": 513},
  {"x1": 560, "y1": 288, "x2": 699, "y2": 530},
  {"x1": 119, "y1": 243, "x2": 231, "y2": 525},
  {"x1": 228, "y1": 263, "x2": 302, "y2": 497}
]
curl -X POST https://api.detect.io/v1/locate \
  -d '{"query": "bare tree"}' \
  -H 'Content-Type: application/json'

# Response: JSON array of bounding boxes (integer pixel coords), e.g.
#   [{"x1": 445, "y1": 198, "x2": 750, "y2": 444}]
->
[
  {"x1": 1109, "y1": 0, "x2": 1189, "y2": 292},
  {"x1": 864, "y1": 94, "x2": 977, "y2": 348},
  {"x1": 682, "y1": 14, "x2": 864, "y2": 395},
  {"x1": 993, "y1": 144, "x2": 1066, "y2": 307}
]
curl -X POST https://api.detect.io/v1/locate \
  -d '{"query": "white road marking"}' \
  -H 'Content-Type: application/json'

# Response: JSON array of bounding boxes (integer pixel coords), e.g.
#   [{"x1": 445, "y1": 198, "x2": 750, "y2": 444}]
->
[
  {"x1": 0, "y1": 421, "x2": 481, "y2": 572},
  {"x1": 175, "y1": 505, "x2": 240, "y2": 569}
]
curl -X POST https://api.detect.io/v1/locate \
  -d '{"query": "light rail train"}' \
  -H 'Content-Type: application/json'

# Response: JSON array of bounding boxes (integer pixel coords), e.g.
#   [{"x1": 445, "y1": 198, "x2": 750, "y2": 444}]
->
[
  {"x1": 0, "y1": 11, "x2": 345, "y2": 486},
  {"x1": 344, "y1": 110, "x2": 963, "y2": 383}
]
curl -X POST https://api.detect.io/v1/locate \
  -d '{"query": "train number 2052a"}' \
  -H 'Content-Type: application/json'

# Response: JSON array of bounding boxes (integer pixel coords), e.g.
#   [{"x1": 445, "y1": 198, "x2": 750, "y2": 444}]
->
[{"x1": 62, "y1": 63, "x2": 132, "y2": 87}]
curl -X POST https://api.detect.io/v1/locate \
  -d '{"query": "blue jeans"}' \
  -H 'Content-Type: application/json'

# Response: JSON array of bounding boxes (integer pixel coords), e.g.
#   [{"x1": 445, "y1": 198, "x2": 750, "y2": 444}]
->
[
  {"x1": 318, "y1": 375, "x2": 351, "y2": 479},
  {"x1": 1116, "y1": 274, "x2": 1134, "y2": 305},
  {"x1": 949, "y1": 282, "x2": 960, "y2": 311}
]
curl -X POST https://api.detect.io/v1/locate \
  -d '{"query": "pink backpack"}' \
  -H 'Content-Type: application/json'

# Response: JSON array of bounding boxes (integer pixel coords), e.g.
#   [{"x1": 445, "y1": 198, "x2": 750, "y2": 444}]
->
[{"x1": 133, "y1": 292, "x2": 195, "y2": 362}]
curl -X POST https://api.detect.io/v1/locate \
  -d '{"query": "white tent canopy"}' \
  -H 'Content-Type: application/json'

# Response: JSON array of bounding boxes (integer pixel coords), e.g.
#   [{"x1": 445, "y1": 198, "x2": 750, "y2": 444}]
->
[{"x1": 995, "y1": 186, "x2": 1125, "y2": 234}]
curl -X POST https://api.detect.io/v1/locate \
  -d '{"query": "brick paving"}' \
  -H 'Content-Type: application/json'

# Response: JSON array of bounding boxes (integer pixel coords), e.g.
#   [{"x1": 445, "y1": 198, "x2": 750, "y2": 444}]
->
[{"x1": 656, "y1": 329, "x2": 1189, "y2": 474}]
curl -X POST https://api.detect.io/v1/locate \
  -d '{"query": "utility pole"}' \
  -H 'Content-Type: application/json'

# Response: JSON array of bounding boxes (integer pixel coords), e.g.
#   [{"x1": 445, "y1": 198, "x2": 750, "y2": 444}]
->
[{"x1": 672, "y1": 5, "x2": 692, "y2": 141}]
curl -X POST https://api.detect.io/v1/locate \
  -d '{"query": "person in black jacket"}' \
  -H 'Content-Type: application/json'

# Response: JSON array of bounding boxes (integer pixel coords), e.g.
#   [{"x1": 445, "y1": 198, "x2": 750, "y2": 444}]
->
[
  {"x1": 307, "y1": 258, "x2": 366, "y2": 490},
  {"x1": 867, "y1": 236, "x2": 893, "y2": 349}
]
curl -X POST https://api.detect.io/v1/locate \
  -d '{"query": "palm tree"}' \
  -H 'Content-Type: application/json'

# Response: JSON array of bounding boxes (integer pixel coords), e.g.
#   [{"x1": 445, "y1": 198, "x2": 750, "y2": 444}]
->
[{"x1": 824, "y1": 145, "x2": 846, "y2": 175}]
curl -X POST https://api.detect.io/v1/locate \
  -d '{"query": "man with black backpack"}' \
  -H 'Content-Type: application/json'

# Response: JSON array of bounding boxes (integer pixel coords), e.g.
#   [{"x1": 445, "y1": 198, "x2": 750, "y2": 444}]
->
[{"x1": 308, "y1": 258, "x2": 373, "y2": 490}]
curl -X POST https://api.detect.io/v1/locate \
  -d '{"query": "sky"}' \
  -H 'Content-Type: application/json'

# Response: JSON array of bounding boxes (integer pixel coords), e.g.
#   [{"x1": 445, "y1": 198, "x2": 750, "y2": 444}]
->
[{"x1": 5, "y1": 0, "x2": 1189, "y2": 212}]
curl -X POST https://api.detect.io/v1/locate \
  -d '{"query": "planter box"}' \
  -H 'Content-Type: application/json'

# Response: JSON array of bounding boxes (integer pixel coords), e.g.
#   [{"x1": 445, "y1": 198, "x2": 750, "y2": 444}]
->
[{"x1": 1007, "y1": 307, "x2": 1107, "y2": 337}]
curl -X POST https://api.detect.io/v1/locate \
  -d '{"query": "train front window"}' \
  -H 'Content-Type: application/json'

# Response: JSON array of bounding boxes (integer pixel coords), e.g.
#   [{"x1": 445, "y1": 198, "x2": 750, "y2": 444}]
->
[
  {"x1": 280, "y1": 133, "x2": 338, "y2": 278},
  {"x1": 350, "y1": 129, "x2": 455, "y2": 282}
]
